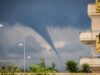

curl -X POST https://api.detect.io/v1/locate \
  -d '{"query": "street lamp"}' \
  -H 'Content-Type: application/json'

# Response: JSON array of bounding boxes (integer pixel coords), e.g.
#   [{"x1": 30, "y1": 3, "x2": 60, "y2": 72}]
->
[
  {"x1": 18, "y1": 41, "x2": 26, "y2": 72},
  {"x1": 27, "y1": 56, "x2": 31, "y2": 59},
  {"x1": 18, "y1": 42, "x2": 31, "y2": 72},
  {"x1": 0, "y1": 24, "x2": 26, "y2": 72},
  {"x1": 0, "y1": 24, "x2": 3, "y2": 27}
]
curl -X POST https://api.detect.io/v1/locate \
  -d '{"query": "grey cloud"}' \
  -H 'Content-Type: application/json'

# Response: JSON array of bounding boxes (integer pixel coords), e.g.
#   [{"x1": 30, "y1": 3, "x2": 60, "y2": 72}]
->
[
  {"x1": 47, "y1": 27, "x2": 91, "y2": 71},
  {"x1": 0, "y1": 24, "x2": 48, "y2": 66},
  {"x1": 0, "y1": 24, "x2": 92, "y2": 71}
]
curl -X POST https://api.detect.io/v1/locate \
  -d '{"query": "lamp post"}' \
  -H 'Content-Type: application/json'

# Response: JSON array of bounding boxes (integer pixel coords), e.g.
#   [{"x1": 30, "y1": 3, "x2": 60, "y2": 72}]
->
[
  {"x1": 27, "y1": 56, "x2": 31, "y2": 59},
  {"x1": 0, "y1": 24, "x2": 3, "y2": 27},
  {"x1": 18, "y1": 39, "x2": 26, "y2": 72},
  {"x1": 0, "y1": 24, "x2": 26, "y2": 72}
]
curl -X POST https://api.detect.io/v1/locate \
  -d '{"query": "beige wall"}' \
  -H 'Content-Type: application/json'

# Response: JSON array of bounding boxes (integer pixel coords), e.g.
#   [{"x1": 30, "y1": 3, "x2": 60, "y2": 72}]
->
[
  {"x1": 88, "y1": 3, "x2": 100, "y2": 31},
  {"x1": 91, "y1": 16, "x2": 100, "y2": 31},
  {"x1": 80, "y1": 57, "x2": 100, "y2": 67},
  {"x1": 88, "y1": 4, "x2": 96, "y2": 14}
]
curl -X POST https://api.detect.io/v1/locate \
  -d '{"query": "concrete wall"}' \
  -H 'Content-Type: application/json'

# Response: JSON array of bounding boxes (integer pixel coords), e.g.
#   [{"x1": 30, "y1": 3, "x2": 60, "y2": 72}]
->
[
  {"x1": 91, "y1": 15, "x2": 100, "y2": 31},
  {"x1": 80, "y1": 57, "x2": 100, "y2": 67},
  {"x1": 88, "y1": 4, "x2": 96, "y2": 14},
  {"x1": 88, "y1": 4, "x2": 100, "y2": 31}
]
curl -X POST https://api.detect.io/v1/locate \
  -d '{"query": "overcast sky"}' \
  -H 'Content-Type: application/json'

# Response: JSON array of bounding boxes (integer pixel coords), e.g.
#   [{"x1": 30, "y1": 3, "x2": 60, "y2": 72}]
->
[{"x1": 0, "y1": 0, "x2": 95, "y2": 71}]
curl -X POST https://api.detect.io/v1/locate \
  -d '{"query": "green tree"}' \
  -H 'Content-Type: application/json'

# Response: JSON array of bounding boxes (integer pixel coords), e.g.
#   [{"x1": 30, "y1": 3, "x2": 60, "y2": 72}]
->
[
  {"x1": 0, "y1": 66, "x2": 6, "y2": 73},
  {"x1": 29, "y1": 58, "x2": 48, "y2": 74},
  {"x1": 29, "y1": 64, "x2": 38, "y2": 72},
  {"x1": 0, "y1": 65, "x2": 22, "y2": 73},
  {"x1": 29, "y1": 58, "x2": 56, "y2": 75},
  {"x1": 8, "y1": 64, "x2": 16, "y2": 73},
  {"x1": 48, "y1": 63, "x2": 57, "y2": 72},
  {"x1": 65, "y1": 60, "x2": 78, "y2": 72},
  {"x1": 7, "y1": 64, "x2": 22, "y2": 73},
  {"x1": 81, "y1": 63, "x2": 91, "y2": 73},
  {"x1": 0, "y1": 67, "x2": 5, "y2": 73},
  {"x1": 39, "y1": 58, "x2": 45, "y2": 68}
]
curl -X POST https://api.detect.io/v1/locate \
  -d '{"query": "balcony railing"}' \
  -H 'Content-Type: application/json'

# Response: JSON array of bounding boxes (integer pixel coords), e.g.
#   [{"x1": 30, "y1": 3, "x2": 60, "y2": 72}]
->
[
  {"x1": 88, "y1": 3, "x2": 96, "y2": 14},
  {"x1": 88, "y1": 3, "x2": 100, "y2": 15},
  {"x1": 80, "y1": 57, "x2": 100, "y2": 67},
  {"x1": 80, "y1": 30, "x2": 100, "y2": 44}
]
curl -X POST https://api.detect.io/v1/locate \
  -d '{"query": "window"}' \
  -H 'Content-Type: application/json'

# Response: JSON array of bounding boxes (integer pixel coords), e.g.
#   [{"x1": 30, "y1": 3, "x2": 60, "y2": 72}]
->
[{"x1": 98, "y1": 0, "x2": 100, "y2": 2}]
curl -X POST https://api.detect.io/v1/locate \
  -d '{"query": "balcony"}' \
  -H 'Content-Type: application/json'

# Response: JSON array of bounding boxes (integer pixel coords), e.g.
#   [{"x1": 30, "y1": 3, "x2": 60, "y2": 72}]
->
[
  {"x1": 80, "y1": 56, "x2": 100, "y2": 67},
  {"x1": 88, "y1": 3, "x2": 100, "y2": 16},
  {"x1": 79, "y1": 31, "x2": 98, "y2": 45}
]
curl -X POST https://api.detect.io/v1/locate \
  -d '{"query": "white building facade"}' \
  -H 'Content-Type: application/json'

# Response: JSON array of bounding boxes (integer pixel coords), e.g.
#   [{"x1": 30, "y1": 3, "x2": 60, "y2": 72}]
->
[{"x1": 80, "y1": 0, "x2": 100, "y2": 72}]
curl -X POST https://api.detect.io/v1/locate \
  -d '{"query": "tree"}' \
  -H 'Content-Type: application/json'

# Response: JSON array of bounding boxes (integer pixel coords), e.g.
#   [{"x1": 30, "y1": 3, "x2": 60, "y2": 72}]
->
[
  {"x1": 0, "y1": 66, "x2": 6, "y2": 73},
  {"x1": 8, "y1": 64, "x2": 16, "y2": 73},
  {"x1": 6, "y1": 64, "x2": 22, "y2": 73},
  {"x1": 39, "y1": 58, "x2": 46, "y2": 68},
  {"x1": 65, "y1": 60, "x2": 78, "y2": 72},
  {"x1": 48, "y1": 62, "x2": 57, "y2": 72},
  {"x1": 29, "y1": 58, "x2": 47, "y2": 74},
  {"x1": 0, "y1": 67, "x2": 5, "y2": 73},
  {"x1": 81, "y1": 63, "x2": 91, "y2": 73},
  {"x1": 29, "y1": 58, "x2": 56, "y2": 75},
  {"x1": 51, "y1": 63, "x2": 56, "y2": 71}
]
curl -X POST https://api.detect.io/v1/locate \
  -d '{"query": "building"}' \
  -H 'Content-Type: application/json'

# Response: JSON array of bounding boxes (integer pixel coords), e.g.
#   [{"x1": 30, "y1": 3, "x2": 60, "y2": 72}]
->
[{"x1": 79, "y1": 0, "x2": 100, "y2": 72}]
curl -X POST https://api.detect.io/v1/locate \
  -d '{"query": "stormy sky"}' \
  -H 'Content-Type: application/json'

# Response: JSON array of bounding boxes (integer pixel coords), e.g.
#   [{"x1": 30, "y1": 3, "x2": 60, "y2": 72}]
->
[{"x1": 0, "y1": 0, "x2": 95, "y2": 71}]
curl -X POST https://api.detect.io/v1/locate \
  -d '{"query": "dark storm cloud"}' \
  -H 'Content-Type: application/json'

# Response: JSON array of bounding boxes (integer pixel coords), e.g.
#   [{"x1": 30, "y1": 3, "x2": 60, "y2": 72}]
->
[{"x1": 0, "y1": 0, "x2": 93, "y2": 28}]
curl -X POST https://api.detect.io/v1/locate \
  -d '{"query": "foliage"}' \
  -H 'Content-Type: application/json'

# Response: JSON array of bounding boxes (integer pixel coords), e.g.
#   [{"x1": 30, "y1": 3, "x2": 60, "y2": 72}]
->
[
  {"x1": 48, "y1": 63, "x2": 57, "y2": 72},
  {"x1": 0, "y1": 64, "x2": 22, "y2": 73},
  {"x1": 0, "y1": 58, "x2": 56, "y2": 74},
  {"x1": 0, "y1": 59, "x2": 92, "y2": 73},
  {"x1": 65, "y1": 60, "x2": 78, "y2": 72},
  {"x1": 29, "y1": 58, "x2": 56, "y2": 75},
  {"x1": 81, "y1": 63, "x2": 91, "y2": 73}
]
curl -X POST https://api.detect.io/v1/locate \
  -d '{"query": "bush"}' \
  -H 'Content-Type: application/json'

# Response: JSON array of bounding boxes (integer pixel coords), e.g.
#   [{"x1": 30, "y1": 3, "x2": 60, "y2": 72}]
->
[
  {"x1": 65, "y1": 60, "x2": 78, "y2": 72},
  {"x1": 81, "y1": 63, "x2": 91, "y2": 73}
]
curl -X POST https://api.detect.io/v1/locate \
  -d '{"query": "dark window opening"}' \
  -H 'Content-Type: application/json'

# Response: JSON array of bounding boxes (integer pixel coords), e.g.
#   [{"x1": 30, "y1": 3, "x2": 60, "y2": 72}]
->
[{"x1": 98, "y1": 0, "x2": 100, "y2": 2}]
